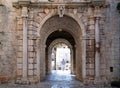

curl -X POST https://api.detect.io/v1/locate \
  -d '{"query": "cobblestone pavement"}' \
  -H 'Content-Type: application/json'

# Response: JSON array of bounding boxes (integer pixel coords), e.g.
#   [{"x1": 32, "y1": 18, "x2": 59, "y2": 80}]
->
[
  {"x1": 0, "y1": 70, "x2": 118, "y2": 88},
  {"x1": 0, "y1": 82, "x2": 118, "y2": 88}
]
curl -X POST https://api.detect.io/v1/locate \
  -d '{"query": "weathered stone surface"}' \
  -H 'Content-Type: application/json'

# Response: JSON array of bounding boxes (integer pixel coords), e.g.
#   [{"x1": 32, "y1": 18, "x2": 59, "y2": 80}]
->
[
  {"x1": 0, "y1": 4, "x2": 17, "y2": 81},
  {"x1": 0, "y1": 0, "x2": 120, "y2": 85}
]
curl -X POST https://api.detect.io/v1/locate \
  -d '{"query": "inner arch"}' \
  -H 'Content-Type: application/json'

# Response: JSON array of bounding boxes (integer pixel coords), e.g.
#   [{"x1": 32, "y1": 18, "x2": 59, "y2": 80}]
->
[
  {"x1": 46, "y1": 30, "x2": 76, "y2": 73},
  {"x1": 46, "y1": 30, "x2": 75, "y2": 46}
]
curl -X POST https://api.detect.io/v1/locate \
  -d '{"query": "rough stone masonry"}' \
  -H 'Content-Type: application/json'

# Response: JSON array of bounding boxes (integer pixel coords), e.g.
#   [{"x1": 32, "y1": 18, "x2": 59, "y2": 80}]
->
[{"x1": 0, "y1": 0, "x2": 120, "y2": 86}]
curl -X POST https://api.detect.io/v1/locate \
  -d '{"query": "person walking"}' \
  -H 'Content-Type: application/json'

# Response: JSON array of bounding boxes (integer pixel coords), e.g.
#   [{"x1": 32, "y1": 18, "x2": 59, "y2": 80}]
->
[{"x1": 61, "y1": 59, "x2": 66, "y2": 70}]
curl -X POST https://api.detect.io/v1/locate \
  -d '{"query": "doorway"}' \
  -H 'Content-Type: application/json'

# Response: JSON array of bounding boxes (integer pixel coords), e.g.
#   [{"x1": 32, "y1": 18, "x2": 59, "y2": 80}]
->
[
  {"x1": 38, "y1": 15, "x2": 83, "y2": 81},
  {"x1": 45, "y1": 42, "x2": 76, "y2": 81},
  {"x1": 51, "y1": 43, "x2": 71, "y2": 72}
]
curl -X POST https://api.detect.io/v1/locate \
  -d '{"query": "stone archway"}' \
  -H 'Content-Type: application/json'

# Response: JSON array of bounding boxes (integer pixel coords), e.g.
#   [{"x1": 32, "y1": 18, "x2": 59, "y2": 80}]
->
[
  {"x1": 47, "y1": 39, "x2": 74, "y2": 75},
  {"x1": 37, "y1": 15, "x2": 86, "y2": 81},
  {"x1": 12, "y1": 0, "x2": 108, "y2": 84}
]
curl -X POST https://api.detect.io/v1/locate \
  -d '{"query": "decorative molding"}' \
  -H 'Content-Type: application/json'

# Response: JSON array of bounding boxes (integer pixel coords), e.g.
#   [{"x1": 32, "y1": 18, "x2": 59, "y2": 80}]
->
[
  {"x1": 57, "y1": 5, "x2": 65, "y2": 17},
  {"x1": 44, "y1": 8, "x2": 50, "y2": 14},
  {"x1": 78, "y1": 6, "x2": 87, "y2": 13},
  {"x1": 13, "y1": 1, "x2": 91, "y2": 9},
  {"x1": 91, "y1": 0, "x2": 105, "y2": 7}
]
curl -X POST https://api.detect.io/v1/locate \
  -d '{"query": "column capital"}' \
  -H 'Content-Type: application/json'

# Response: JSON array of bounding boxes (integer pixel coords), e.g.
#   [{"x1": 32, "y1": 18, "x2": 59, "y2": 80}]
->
[
  {"x1": 95, "y1": 16, "x2": 100, "y2": 20},
  {"x1": 22, "y1": 6, "x2": 28, "y2": 18}
]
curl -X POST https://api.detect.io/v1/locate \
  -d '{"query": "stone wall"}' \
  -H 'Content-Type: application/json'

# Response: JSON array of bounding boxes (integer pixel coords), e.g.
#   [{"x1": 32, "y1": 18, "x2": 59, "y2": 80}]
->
[
  {"x1": 0, "y1": 5, "x2": 17, "y2": 81},
  {"x1": 101, "y1": 0, "x2": 120, "y2": 82}
]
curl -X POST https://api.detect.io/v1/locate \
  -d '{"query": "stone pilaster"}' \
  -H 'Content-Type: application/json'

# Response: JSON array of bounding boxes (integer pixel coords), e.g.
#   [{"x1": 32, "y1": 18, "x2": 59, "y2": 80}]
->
[
  {"x1": 36, "y1": 38, "x2": 40, "y2": 82},
  {"x1": 81, "y1": 34, "x2": 87, "y2": 83},
  {"x1": 95, "y1": 17, "x2": 100, "y2": 83},
  {"x1": 22, "y1": 6, "x2": 28, "y2": 81}
]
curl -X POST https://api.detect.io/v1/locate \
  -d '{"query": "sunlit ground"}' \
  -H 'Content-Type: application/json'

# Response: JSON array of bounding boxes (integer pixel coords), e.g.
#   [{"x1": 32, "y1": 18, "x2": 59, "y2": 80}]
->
[
  {"x1": 45, "y1": 70, "x2": 76, "y2": 82},
  {"x1": 0, "y1": 70, "x2": 113, "y2": 88},
  {"x1": 52, "y1": 70, "x2": 71, "y2": 75}
]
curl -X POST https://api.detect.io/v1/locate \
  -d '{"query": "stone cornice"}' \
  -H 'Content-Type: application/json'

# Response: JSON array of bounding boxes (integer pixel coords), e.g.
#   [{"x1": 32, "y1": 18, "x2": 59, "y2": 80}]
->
[
  {"x1": 13, "y1": 0, "x2": 105, "y2": 9},
  {"x1": 91, "y1": 0, "x2": 106, "y2": 7},
  {"x1": 13, "y1": 0, "x2": 106, "y2": 9}
]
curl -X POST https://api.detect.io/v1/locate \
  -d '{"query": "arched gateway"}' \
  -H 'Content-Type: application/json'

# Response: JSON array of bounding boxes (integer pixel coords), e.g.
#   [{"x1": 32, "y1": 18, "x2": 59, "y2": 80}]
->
[
  {"x1": 37, "y1": 15, "x2": 85, "y2": 81},
  {"x1": 13, "y1": 0, "x2": 106, "y2": 85}
]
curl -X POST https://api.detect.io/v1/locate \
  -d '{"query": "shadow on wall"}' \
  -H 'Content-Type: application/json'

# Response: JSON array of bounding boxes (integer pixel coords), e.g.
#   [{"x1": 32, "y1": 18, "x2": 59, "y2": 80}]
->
[{"x1": 111, "y1": 80, "x2": 120, "y2": 87}]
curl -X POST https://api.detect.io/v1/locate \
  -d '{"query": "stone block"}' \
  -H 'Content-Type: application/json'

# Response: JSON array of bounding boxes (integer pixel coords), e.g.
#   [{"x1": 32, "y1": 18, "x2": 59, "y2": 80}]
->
[
  {"x1": 86, "y1": 63, "x2": 95, "y2": 68},
  {"x1": 28, "y1": 20, "x2": 33, "y2": 25},
  {"x1": 28, "y1": 70, "x2": 33, "y2": 76},
  {"x1": 86, "y1": 70, "x2": 90, "y2": 75},
  {"x1": 100, "y1": 64, "x2": 105, "y2": 69},
  {"x1": 17, "y1": 24, "x2": 23, "y2": 31},
  {"x1": 89, "y1": 64, "x2": 95, "y2": 69},
  {"x1": 17, "y1": 35, "x2": 23, "y2": 40},
  {"x1": 17, "y1": 19, "x2": 23, "y2": 25},
  {"x1": 87, "y1": 39, "x2": 95, "y2": 46},
  {"x1": 34, "y1": 64, "x2": 37, "y2": 69},
  {"x1": 86, "y1": 52, "x2": 95, "y2": 58},
  {"x1": 18, "y1": 40, "x2": 23, "y2": 45},
  {"x1": 99, "y1": 20, "x2": 104, "y2": 25},
  {"x1": 86, "y1": 69, "x2": 95, "y2": 77},
  {"x1": 17, "y1": 58, "x2": 22, "y2": 63},
  {"x1": 28, "y1": 46, "x2": 34, "y2": 51},
  {"x1": 86, "y1": 46, "x2": 95, "y2": 52},
  {"x1": 18, "y1": 46, "x2": 22, "y2": 51},
  {"x1": 28, "y1": 31, "x2": 33, "y2": 35},
  {"x1": 90, "y1": 30, "x2": 95, "y2": 35},
  {"x1": 17, "y1": 64, "x2": 22, "y2": 69},
  {"x1": 28, "y1": 25, "x2": 33, "y2": 29},
  {"x1": 28, "y1": 58, "x2": 34, "y2": 63},
  {"x1": 28, "y1": 64, "x2": 34, "y2": 69},
  {"x1": 28, "y1": 40, "x2": 33, "y2": 45},
  {"x1": 17, "y1": 52, "x2": 22, "y2": 58},
  {"x1": 89, "y1": 69, "x2": 95, "y2": 76},
  {"x1": 28, "y1": 52, "x2": 34, "y2": 58},
  {"x1": 102, "y1": 69, "x2": 107, "y2": 76},
  {"x1": 89, "y1": 25, "x2": 95, "y2": 30},
  {"x1": 34, "y1": 69, "x2": 37, "y2": 75},
  {"x1": 89, "y1": 20, "x2": 95, "y2": 25},
  {"x1": 17, "y1": 70, "x2": 22, "y2": 76}
]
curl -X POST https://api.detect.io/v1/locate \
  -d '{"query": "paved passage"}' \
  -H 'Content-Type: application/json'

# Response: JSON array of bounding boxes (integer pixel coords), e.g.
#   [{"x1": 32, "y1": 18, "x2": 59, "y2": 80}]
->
[
  {"x1": 0, "y1": 70, "x2": 117, "y2": 88},
  {"x1": 44, "y1": 70, "x2": 76, "y2": 81}
]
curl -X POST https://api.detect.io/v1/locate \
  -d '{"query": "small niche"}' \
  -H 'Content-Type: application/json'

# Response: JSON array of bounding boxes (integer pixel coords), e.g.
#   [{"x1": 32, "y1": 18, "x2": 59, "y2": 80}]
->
[{"x1": 110, "y1": 67, "x2": 113, "y2": 72}]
